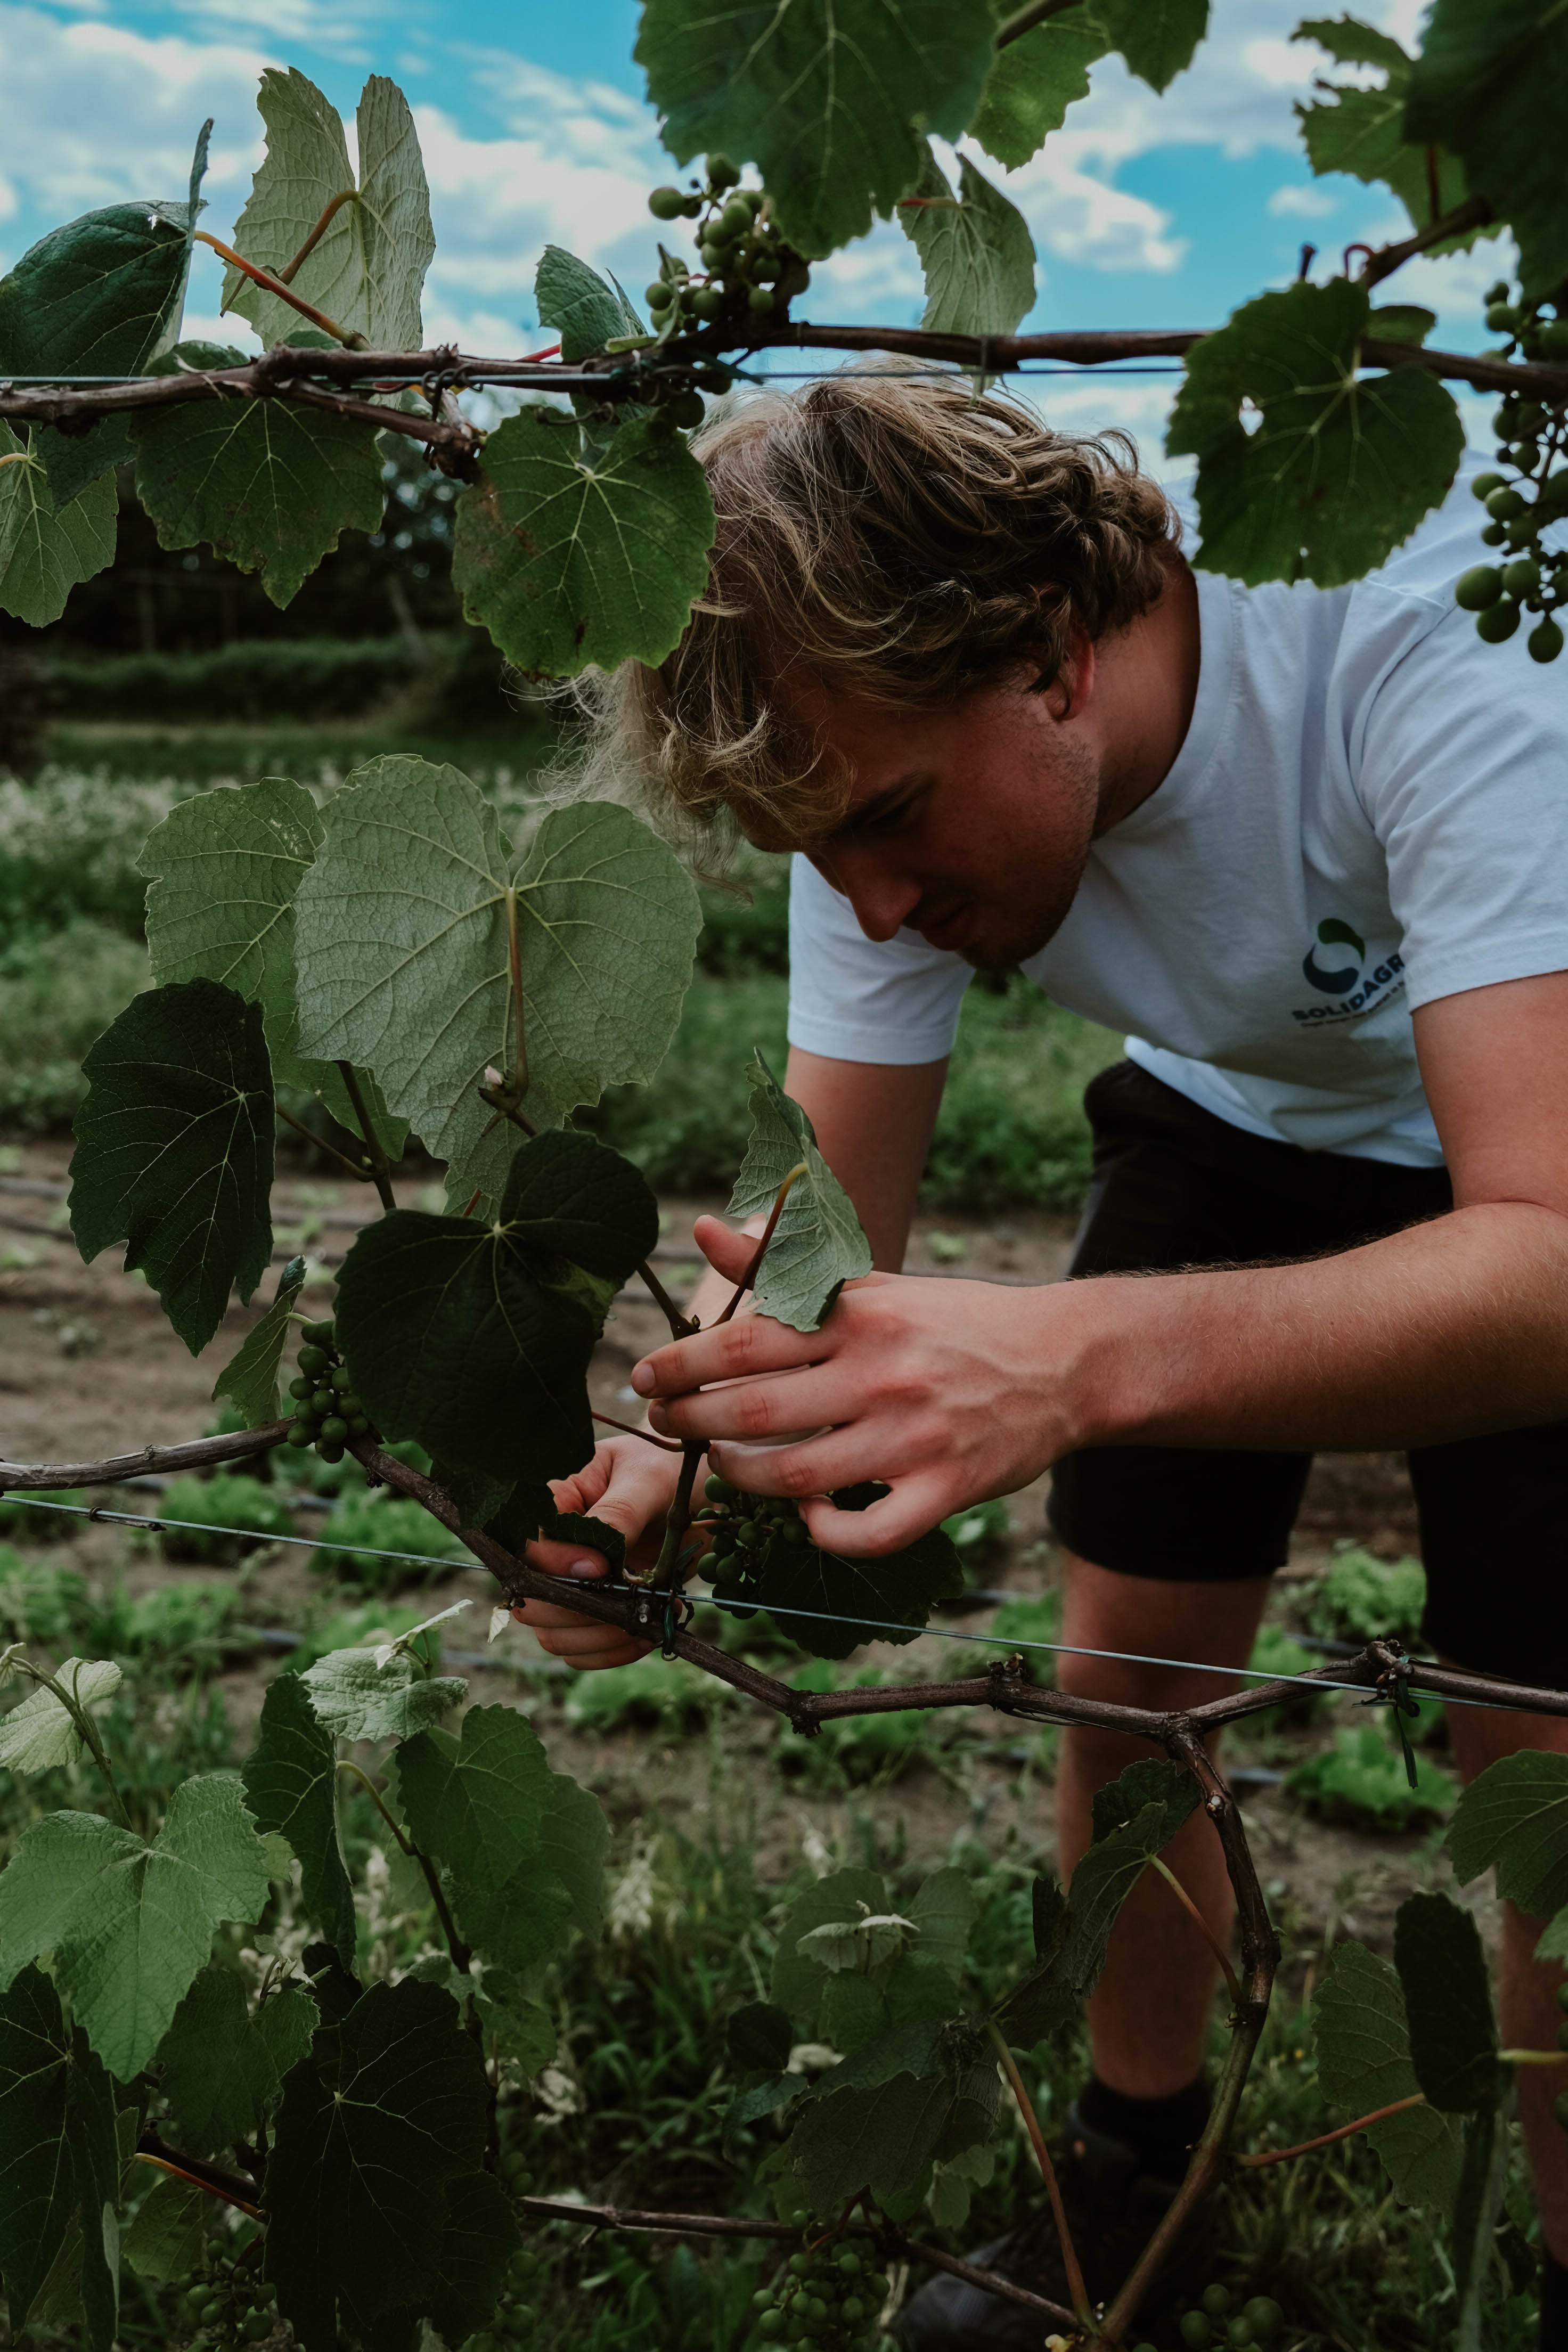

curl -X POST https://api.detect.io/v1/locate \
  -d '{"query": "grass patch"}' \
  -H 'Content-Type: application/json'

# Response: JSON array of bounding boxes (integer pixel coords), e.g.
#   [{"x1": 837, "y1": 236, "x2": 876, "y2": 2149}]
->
[{"x1": 0, "y1": 918, "x2": 149, "y2": 1129}]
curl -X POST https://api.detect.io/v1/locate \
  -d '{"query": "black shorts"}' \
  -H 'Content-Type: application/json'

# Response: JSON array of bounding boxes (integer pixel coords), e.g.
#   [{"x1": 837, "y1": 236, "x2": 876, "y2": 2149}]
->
[{"x1": 1045, "y1": 1060, "x2": 1568, "y2": 1685}]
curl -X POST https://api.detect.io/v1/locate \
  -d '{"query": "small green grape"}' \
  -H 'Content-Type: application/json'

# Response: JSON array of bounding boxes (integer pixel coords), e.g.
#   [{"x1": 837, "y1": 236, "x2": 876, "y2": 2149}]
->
[
  {"x1": 288, "y1": 1375, "x2": 313, "y2": 1401},
  {"x1": 691, "y1": 287, "x2": 724, "y2": 320},
  {"x1": 669, "y1": 389, "x2": 706, "y2": 428},
  {"x1": 836, "y1": 2249, "x2": 861, "y2": 2273},
  {"x1": 720, "y1": 195, "x2": 753, "y2": 239},
  {"x1": 301, "y1": 1318, "x2": 336, "y2": 1345},
  {"x1": 1502, "y1": 557, "x2": 1541, "y2": 597},
  {"x1": 646, "y1": 281, "x2": 673, "y2": 311},
  {"x1": 1480, "y1": 521, "x2": 1508, "y2": 545},
  {"x1": 339, "y1": 1391, "x2": 361, "y2": 1414},
  {"x1": 748, "y1": 284, "x2": 777, "y2": 313},
  {"x1": 1470, "y1": 471, "x2": 1506, "y2": 502},
  {"x1": 298, "y1": 1344, "x2": 330, "y2": 1376},
  {"x1": 1485, "y1": 303, "x2": 1520, "y2": 333},
  {"x1": 311, "y1": 1386, "x2": 334, "y2": 1414},
  {"x1": 648, "y1": 186, "x2": 687, "y2": 219},
  {"x1": 320, "y1": 1415, "x2": 349, "y2": 1444},
  {"x1": 1476, "y1": 598, "x2": 1521, "y2": 642},
  {"x1": 287, "y1": 1420, "x2": 315, "y2": 1449},
  {"x1": 1227, "y1": 2321, "x2": 1255, "y2": 2348},
  {"x1": 1202, "y1": 2286, "x2": 1232, "y2": 2317},
  {"x1": 1454, "y1": 564, "x2": 1504, "y2": 610},
  {"x1": 757, "y1": 2313, "x2": 783, "y2": 2340},
  {"x1": 1242, "y1": 2298, "x2": 1283, "y2": 2340},
  {"x1": 1529, "y1": 618, "x2": 1564, "y2": 663},
  {"x1": 1486, "y1": 486, "x2": 1526, "y2": 521},
  {"x1": 707, "y1": 151, "x2": 741, "y2": 189},
  {"x1": 317, "y1": 1441, "x2": 345, "y2": 1464},
  {"x1": 1180, "y1": 2316, "x2": 1213, "y2": 2350}
]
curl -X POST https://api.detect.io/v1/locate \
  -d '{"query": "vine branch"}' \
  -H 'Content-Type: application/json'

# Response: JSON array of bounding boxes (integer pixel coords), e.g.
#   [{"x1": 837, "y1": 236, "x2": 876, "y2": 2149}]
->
[
  {"x1": 336, "y1": 1061, "x2": 398, "y2": 1213},
  {"x1": 1236, "y1": 2092, "x2": 1426, "y2": 2169},
  {"x1": 985, "y1": 2016, "x2": 1092, "y2": 2326}
]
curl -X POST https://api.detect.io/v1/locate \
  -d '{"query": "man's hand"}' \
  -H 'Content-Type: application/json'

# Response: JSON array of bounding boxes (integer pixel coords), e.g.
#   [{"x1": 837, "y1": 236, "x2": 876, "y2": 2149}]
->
[
  {"x1": 514, "y1": 1435, "x2": 680, "y2": 1669},
  {"x1": 631, "y1": 1215, "x2": 1075, "y2": 1555}
]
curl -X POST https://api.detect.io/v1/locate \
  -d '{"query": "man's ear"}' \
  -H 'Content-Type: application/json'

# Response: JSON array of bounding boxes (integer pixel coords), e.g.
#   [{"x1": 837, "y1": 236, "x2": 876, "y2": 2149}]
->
[{"x1": 1035, "y1": 623, "x2": 1097, "y2": 722}]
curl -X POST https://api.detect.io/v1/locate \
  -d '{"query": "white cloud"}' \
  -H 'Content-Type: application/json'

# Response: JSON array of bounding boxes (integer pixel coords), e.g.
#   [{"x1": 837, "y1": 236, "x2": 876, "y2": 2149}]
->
[{"x1": 1269, "y1": 183, "x2": 1337, "y2": 218}]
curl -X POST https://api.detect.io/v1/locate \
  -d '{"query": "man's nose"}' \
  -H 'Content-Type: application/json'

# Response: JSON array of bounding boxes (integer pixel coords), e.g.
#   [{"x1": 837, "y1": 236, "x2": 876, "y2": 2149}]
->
[{"x1": 815, "y1": 852, "x2": 921, "y2": 943}]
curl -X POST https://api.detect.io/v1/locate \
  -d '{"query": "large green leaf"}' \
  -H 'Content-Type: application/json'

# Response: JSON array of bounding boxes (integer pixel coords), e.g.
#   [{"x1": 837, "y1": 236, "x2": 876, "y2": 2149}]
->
[
  {"x1": 1293, "y1": 20, "x2": 1472, "y2": 237},
  {"x1": 1312, "y1": 1940, "x2": 1464, "y2": 2214},
  {"x1": 293, "y1": 760, "x2": 701, "y2": 1211},
  {"x1": 68, "y1": 976, "x2": 275, "y2": 1355},
  {"x1": 333, "y1": 1129, "x2": 657, "y2": 1485},
  {"x1": 424, "y1": 2170, "x2": 517, "y2": 2351},
  {"x1": 451, "y1": 1771, "x2": 608, "y2": 1972},
  {"x1": 771, "y1": 1867, "x2": 889, "y2": 2028},
  {"x1": 132, "y1": 358, "x2": 385, "y2": 610},
  {"x1": 783, "y1": 2021, "x2": 999, "y2": 2215},
  {"x1": 970, "y1": 8, "x2": 1109, "y2": 169},
  {"x1": 900, "y1": 146, "x2": 1034, "y2": 338},
  {"x1": 637, "y1": 0, "x2": 996, "y2": 257},
  {"x1": 264, "y1": 1978, "x2": 490, "y2": 2351},
  {"x1": 225, "y1": 70, "x2": 434, "y2": 349},
  {"x1": 740, "y1": 1483, "x2": 966, "y2": 1657},
  {"x1": 297, "y1": 1651, "x2": 467, "y2": 1745},
  {"x1": 1065, "y1": 1760, "x2": 1202, "y2": 1997},
  {"x1": 453, "y1": 409, "x2": 714, "y2": 678},
  {"x1": 0, "y1": 201, "x2": 191, "y2": 378},
  {"x1": 391, "y1": 1704, "x2": 552, "y2": 1896},
  {"x1": 728, "y1": 1049, "x2": 871, "y2": 1331},
  {"x1": 156, "y1": 1965, "x2": 316, "y2": 2157},
  {"x1": 121, "y1": 2176, "x2": 211, "y2": 2284},
  {"x1": 0, "y1": 427, "x2": 117, "y2": 625},
  {"x1": 1392, "y1": 1891, "x2": 1501, "y2": 2116},
  {"x1": 0, "y1": 1774, "x2": 275, "y2": 2081},
  {"x1": 1447, "y1": 1749, "x2": 1568, "y2": 1918},
  {"x1": 1404, "y1": 0, "x2": 1568, "y2": 298},
  {"x1": 535, "y1": 245, "x2": 643, "y2": 361},
  {"x1": 211, "y1": 1253, "x2": 306, "y2": 1426},
  {"x1": 241, "y1": 1672, "x2": 357, "y2": 1967},
  {"x1": 1091, "y1": 0, "x2": 1208, "y2": 91},
  {"x1": 0, "y1": 1966, "x2": 120, "y2": 2351},
  {"x1": 1166, "y1": 277, "x2": 1464, "y2": 587},
  {"x1": 0, "y1": 1659, "x2": 121, "y2": 1775}
]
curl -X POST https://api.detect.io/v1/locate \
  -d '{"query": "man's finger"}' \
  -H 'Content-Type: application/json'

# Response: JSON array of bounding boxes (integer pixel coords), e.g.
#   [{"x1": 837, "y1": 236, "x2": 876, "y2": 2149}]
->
[
  {"x1": 797, "y1": 1471, "x2": 957, "y2": 1558},
  {"x1": 691, "y1": 1212, "x2": 762, "y2": 1284},
  {"x1": 649, "y1": 1363, "x2": 845, "y2": 1444},
  {"x1": 632, "y1": 1308, "x2": 827, "y2": 1401}
]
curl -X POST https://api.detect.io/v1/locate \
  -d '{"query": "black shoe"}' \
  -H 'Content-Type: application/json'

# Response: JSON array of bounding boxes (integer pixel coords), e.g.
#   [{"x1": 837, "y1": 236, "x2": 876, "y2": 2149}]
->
[{"x1": 896, "y1": 2102, "x2": 1213, "y2": 2349}]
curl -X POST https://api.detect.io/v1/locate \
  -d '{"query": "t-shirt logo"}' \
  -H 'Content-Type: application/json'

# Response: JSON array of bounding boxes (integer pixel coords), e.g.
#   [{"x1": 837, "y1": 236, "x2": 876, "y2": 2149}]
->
[{"x1": 1302, "y1": 917, "x2": 1366, "y2": 996}]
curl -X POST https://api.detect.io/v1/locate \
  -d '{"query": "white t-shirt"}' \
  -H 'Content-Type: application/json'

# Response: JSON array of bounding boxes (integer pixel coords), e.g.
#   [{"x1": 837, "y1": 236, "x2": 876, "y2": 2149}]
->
[{"x1": 786, "y1": 460, "x2": 1568, "y2": 1165}]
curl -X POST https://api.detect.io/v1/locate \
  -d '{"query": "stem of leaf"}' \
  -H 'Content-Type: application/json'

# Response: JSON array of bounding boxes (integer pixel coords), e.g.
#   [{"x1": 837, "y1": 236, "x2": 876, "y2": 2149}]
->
[
  {"x1": 504, "y1": 887, "x2": 529, "y2": 1098},
  {"x1": 1501, "y1": 2048, "x2": 1568, "y2": 2065},
  {"x1": 478, "y1": 1081, "x2": 539, "y2": 1139},
  {"x1": 984, "y1": 2018, "x2": 1093, "y2": 2329},
  {"x1": 993, "y1": 0, "x2": 1085, "y2": 50},
  {"x1": 716, "y1": 1162, "x2": 808, "y2": 1325},
  {"x1": 336, "y1": 1063, "x2": 398, "y2": 1214},
  {"x1": 1235, "y1": 2091, "x2": 1426, "y2": 2168},
  {"x1": 194, "y1": 230, "x2": 367, "y2": 347},
  {"x1": 651, "y1": 1442, "x2": 706, "y2": 1592},
  {"x1": 275, "y1": 188, "x2": 360, "y2": 283},
  {"x1": 635, "y1": 1259, "x2": 698, "y2": 1338},
  {"x1": 1356, "y1": 194, "x2": 1494, "y2": 290},
  {"x1": 337, "y1": 1757, "x2": 413, "y2": 1851},
  {"x1": 20, "y1": 1661, "x2": 131, "y2": 1827},
  {"x1": 336, "y1": 1760, "x2": 472, "y2": 1972},
  {"x1": 592, "y1": 1409, "x2": 685, "y2": 1454},
  {"x1": 275, "y1": 1098, "x2": 376, "y2": 1185},
  {"x1": 1148, "y1": 1854, "x2": 1242, "y2": 2008}
]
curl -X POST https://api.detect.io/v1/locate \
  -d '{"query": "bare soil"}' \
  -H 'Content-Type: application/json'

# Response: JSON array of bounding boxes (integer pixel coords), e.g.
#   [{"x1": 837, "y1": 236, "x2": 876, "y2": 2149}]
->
[{"x1": 0, "y1": 1136, "x2": 1464, "y2": 1973}]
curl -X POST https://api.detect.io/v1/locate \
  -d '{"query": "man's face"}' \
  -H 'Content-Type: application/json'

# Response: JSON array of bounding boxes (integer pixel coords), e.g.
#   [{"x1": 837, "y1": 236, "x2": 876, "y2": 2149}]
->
[{"x1": 783, "y1": 669, "x2": 1103, "y2": 971}]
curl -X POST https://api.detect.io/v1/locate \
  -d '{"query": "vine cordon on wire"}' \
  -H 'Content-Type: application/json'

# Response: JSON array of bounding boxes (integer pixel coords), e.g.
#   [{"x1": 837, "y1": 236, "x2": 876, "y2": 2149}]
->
[{"x1": 2, "y1": 3, "x2": 1568, "y2": 2348}]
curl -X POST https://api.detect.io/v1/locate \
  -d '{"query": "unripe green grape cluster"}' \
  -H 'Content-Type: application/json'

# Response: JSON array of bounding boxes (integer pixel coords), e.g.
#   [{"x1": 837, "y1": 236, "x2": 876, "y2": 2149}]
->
[
  {"x1": 1177, "y1": 2282, "x2": 1285, "y2": 2348},
  {"x1": 284, "y1": 1316, "x2": 372, "y2": 1464},
  {"x1": 644, "y1": 151, "x2": 811, "y2": 340},
  {"x1": 171, "y1": 2259, "x2": 276, "y2": 2346},
  {"x1": 751, "y1": 2221, "x2": 887, "y2": 2347},
  {"x1": 1453, "y1": 278, "x2": 1568, "y2": 660},
  {"x1": 694, "y1": 1473, "x2": 813, "y2": 1611}
]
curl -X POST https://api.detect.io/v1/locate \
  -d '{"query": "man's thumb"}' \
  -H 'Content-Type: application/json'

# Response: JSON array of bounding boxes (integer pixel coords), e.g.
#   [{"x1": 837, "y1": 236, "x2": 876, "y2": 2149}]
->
[{"x1": 693, "y1": 1212, "x2": 763, "y2": 1285}]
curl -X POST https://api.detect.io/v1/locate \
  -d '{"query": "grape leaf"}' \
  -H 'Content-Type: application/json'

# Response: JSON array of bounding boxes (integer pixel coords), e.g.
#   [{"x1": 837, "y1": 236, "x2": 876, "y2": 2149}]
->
[
  {"x1": 729, "y1": 2001, "x2": 795, "y2": 2073},
  {"x1": 211, "y1": 1253, "x2": 306, "y2": 1427},
  {"x1": 0, "y1": 1966, "x2": 120, "y2": 2350},
  {"x1": 0, "y1": 427, "x2": 117, "y2": 626},
  {"x1": 1065, "y1": 1760, "x2": 1202, "y2": 1997},
  {"x1": 0, "y1": 1659, "x2": 121, "y2": 1775},
  {"x1": 970, "y1": 9, "x2": 1109, "y2": 170},
  {"x1": 139, "y1": 775, "x2": 407, "y2": 1159},
  {"x1": 293, "y1": 760, "x2": 701, "y2": 1213},
  {"x1": 1166, "y1": 277, "x2": 1465, "y2": 587},
  {"x1": 1292, "y1": 20, "x2": 1472, "y2": 237},
  {"x1": 224, "y1": 70, "x2": 434, "y2": 349},
  {"x1": 132, "y1": 356, "x2": 385, "y2": 610},
  {"x1": 35, "y1": 416, "x2": 135, "y2": 511},
  {"x1": 157, "y1": 1965, "x2": 316, "y2": 2156},
  {"x1": 263, "y1": 1978, "x2": 491, "y2": 2350},
  {"x1": 772, "y1": 1868, "x2": 888, "y2": 2027},
  {"x1": 297, "y1": 1651, "x2": 467, "y2": 1745},
  {"x1": 729, "y1": 1050, "x2": 872, "y2": 1331},
  {"x1": 1447, "y1": 1749, "x2": 1568, "y2": 1918},
  {"x1": 536, "y1": 1770, "x2": 610, "y2": 1939},
  {"x1": 0, "y1": 200, "x2": 192, "y2": 378},
  {"x1": 390, "y1": 1704, "x2": 553, "y2": 1897},
  {"x1": 907, "y1": 1867, "x2": 977, "y2": 1980},
  {"x1": 783, "y1": 2030, "x2": 1000, "y2": 2215},
  {"x1": 453, "y1": 409, "x2": 715, "y2": 678},
  {"x1": 241, "y1": 1672, "x2": 357, "y2": 1967},
  {"x1": 471, "y1": 1970, "x2": 557, "y2": 2077},
  {"x1": 423, "y1": 2170, "x2": 517, "y2": 2351},
  {"x1": 1090, "y1": 0, "x2": 1208, "y2": 91},
  {"x1": 1392, "y1": 1892, "x2": 1501, "y2": 2116},
  {"x1": 899, "y1": 146, "x2": 1034, "y2": 338},
  {"x1": 0, "y1": 1774, "x2": 274, "y2": 2081},
  {"x1": 1313, "y1": 1940, "x2": 1465, "y2": 2214},
  {"x1": 121, "y1": 2176, "x2": 211, "y2": 2283},
  {"x1": 334, "y1": 1129, "x2": 657, "y2": 1487},
  {"x1": 744, "y1": 1487, "x2": 966, "y2": 1659},
  {"x1": 1404, "y1": 0, "x2": 1568, "y2": 299},
  {"x1": 535, "y1": 245, "x2": 643, "y2": 361},
  {"x1": 451, "y1": 1771, "x2": 608, "y2": 1971},
  {"x1": 637, "y1": 0, "x2": 997, "y2": 258},
  {"x1": 69, "y1": 976, "x2": 275, "y2": 1355}
]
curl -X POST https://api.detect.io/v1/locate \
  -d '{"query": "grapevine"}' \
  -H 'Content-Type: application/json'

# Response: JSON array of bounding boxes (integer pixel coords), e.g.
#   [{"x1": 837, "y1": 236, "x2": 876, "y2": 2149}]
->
[{"x1": 0, "y1": 4, "x2": 1566, "y2": 2349}]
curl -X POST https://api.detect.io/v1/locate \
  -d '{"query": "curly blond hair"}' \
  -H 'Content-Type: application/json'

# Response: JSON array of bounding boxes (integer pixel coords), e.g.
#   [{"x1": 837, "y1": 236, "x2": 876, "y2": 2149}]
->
[{"x1": 575, "y1": 368, "x2": 1179, "y2": 852}]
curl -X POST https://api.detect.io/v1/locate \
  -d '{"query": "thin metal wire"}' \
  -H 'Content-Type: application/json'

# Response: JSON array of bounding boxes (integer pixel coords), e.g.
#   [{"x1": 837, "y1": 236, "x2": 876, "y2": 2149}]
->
[{"x1": 4, "y1": 1492, "x2": 1553, "y2": 1716}]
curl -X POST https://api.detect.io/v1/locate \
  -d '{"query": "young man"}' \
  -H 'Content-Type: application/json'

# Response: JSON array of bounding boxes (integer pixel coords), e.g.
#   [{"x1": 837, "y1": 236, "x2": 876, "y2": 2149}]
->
[{"x1": 520, "y1": 374, "x2": 1568, "y2": 2342}]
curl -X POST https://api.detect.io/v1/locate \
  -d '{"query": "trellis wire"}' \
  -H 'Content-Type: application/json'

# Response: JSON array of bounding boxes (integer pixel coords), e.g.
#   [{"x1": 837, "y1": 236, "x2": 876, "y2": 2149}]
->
[{"x1": 1, "y1": 1490, "x2": 1539, "y2": 1716}]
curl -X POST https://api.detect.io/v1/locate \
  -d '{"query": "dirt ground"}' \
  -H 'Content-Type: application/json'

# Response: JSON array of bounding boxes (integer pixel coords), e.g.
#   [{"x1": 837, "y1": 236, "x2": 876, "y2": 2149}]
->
[{"x1": 0, "y1": 1134, "x2": 1468, "y2": 1975}]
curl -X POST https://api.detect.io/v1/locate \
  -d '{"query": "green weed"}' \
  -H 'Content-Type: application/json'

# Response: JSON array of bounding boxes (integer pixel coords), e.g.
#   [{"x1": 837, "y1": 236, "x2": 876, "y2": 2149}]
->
[{"x1": 1305, "y1": 1548, "x2": 1427, "y2": 1646}]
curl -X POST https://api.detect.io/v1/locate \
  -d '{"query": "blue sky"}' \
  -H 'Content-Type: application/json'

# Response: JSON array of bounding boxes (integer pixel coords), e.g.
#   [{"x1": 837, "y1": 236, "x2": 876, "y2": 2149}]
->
[{"x1": 0, "y1": 0, "x2": 1506, "y2": 462}]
